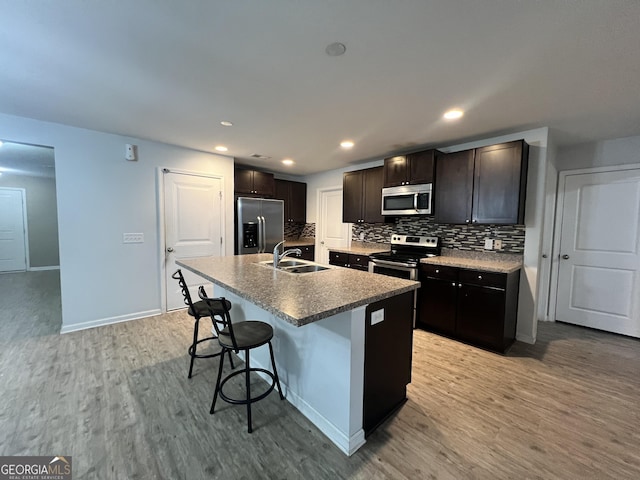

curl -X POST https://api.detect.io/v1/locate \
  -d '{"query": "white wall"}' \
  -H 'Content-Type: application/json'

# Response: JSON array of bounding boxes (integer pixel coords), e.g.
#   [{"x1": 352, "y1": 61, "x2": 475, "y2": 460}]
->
[
  {"x1": 0, "y1": 113, "x2": 234, "y2": 331},
  {"x1": 304, "y1": 127, "x2": 551, "y2": 344},
  {"x1": 557, "y1": 134, "x2": 640, "y2": 171}
]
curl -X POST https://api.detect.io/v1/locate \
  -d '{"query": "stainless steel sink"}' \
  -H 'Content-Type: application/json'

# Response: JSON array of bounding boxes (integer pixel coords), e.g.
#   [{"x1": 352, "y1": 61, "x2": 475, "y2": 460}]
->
[
  {"x1": 280, "y1": 264, "x2": 330, "y2": 274},
  {"x1": 270, "y1": 259, "x2": 309, "y2": 267},
  {"x1": 258, "y1": 259, "x2": 332, "y2": 274}
]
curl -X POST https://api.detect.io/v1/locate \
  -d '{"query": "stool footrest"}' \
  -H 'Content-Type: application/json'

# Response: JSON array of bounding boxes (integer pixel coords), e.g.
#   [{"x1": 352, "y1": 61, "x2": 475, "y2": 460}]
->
[
  {"x1": 188, "y1": 336, "x2": 223, "y2": 359},
  {"x1": 218, "y1": 368, "x2": 277, "y2": 406}
]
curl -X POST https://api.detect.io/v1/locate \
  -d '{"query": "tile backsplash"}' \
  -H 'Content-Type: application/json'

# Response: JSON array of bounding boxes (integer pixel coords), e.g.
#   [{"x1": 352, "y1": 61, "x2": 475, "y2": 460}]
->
[
  {"x1": 285, "y1": 222, "x2": 316, "y2": 239},
  {"x1": 352, "y1": 217, "x2": 525, "y2": 253}
]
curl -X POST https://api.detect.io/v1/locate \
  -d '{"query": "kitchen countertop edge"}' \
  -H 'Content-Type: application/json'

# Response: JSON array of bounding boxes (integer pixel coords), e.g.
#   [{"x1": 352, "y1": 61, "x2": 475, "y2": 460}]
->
[{"x1": 177, "y1": 256, "x2": 419, "y2": 327}]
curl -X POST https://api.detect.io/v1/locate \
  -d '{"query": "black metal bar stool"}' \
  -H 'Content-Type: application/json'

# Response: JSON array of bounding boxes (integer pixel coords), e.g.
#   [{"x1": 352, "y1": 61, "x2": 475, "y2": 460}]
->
[
  {"x1": 172, "y1": 269, "x2": 234, "y2": 378},
  {"x1": 198, "y1": 286, "x2": 284, "y2": 433}
]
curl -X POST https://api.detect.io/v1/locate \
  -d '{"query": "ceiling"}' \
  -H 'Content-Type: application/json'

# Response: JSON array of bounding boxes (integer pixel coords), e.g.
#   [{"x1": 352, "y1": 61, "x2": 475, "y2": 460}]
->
[{"x1": 1, "y1": 1, "x2": 639, "y2": 176}]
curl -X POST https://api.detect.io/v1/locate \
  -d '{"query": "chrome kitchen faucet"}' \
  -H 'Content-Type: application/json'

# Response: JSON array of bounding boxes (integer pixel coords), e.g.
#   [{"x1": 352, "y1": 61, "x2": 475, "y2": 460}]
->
[{"x1": 273, "y1": 240, "x2": 302, "y2": 269}]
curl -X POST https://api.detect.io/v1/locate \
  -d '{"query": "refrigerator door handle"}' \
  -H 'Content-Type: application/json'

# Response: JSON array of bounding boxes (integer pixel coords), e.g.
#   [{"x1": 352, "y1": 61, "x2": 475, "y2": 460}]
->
[
  {"x1": 257, "y1": 216, "x2": 266, "y2": 253},
  {"x1": 257, "y1": 216, "x2": 263, "y2": 253},
  {"x1": 261, "y1": 216, "x2": 267, "y2": 253}
]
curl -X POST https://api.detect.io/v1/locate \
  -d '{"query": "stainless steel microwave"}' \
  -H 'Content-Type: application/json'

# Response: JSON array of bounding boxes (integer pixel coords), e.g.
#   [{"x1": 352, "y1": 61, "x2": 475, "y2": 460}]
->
[{"x1": 381, "y1": 184, "x2": 432, "y2": 215}]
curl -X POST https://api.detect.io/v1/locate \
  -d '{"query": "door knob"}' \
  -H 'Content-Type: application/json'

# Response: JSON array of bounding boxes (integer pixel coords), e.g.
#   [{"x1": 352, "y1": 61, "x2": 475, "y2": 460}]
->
[
  {"x1": 562, "y1": 254, "x2": 570, "y2": 259},
  {"x1": 167, "y1": 247, "x2": 174, "y2": 253}
]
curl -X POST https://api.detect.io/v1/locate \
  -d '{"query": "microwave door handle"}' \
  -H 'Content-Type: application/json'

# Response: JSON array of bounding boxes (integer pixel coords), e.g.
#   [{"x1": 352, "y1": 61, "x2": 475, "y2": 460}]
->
[{"x1": 414, "y1": 193, "x2": 419, "y2": 212}]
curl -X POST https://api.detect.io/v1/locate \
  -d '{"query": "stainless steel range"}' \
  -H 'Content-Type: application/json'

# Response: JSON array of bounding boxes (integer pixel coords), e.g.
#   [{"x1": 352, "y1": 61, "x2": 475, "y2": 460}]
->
[{"x1": 368, "y1": 235, "x2": 440, "y2": 281}]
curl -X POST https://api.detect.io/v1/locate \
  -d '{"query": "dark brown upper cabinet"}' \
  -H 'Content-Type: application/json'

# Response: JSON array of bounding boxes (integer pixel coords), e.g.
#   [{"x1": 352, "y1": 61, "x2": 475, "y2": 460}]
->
[
  {"x1": 434, "y1": 149, "x2": 475, "y2": 224},
  {"x1": 383, "y1": 149, "x2": 435, "y2": 187},
  {"x1": 274, "y1": 179, "x2": 307, "y2": 223},
  {"x1": 234, "y1": 168, "x2": 275, "y2": 197},
  {"x1": 472, "y1": 140, "x2": 529, "y2": 224},
  {"x1": 343, "y1": 166, "x2": 384, "y2": 224},
  {"x1": 435, "y1": 140, "x2": 528, "y2": 225}
]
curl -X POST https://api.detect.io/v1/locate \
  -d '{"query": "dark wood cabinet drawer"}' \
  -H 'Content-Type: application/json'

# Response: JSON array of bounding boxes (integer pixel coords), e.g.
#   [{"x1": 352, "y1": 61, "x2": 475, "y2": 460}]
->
[
  {"x1": 419, "y1": 263, "x2": 458, "y2": 281},
  {"x1": 458, "y1": 269, "x2": 506, "y2": 289},
  {"x1": 329, "y1": 251, "x2": 349, "y2": 267},
  {"x1": 328, "y1": 251, "x2": 369, "y2": 270},
  {"x1": 349, "y1": 254, "x2": 370, "y2": 269},
  {"x1": 285, "y1": 245, "x2": 314, "y2": 261}
]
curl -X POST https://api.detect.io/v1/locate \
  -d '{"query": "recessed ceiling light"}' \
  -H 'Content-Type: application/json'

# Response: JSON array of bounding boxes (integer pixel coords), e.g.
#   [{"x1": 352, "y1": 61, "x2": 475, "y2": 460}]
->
[
  {"x1": 215, "y1": 145, "x2": 228, "y2": 152},
  {"x1": 282, "y1": 159, "x2": 294, "y2": 166},
  {"x1": 443, "y1": 109, "x2": 464, "y2": 120},
  {"x1": 220, "y1": 121, "x2": 233, "y2": 127},
  {"x1": 340, "y1": 140, "x2": 354, "y2": 149},
  {"x1": 325, "y1": 42, "x2": 346, "y2": 56}
]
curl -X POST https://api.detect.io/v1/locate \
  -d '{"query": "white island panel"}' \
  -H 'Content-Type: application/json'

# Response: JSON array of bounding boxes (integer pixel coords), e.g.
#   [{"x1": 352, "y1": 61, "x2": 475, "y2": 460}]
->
[{"x1": 217, "y1": 285, "x2": 367, "y2": 455}]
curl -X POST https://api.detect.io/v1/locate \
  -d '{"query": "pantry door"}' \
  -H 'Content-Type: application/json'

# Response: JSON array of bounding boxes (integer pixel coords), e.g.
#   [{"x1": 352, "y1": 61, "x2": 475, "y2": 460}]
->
[
  {"x1": 163, "y1": 170, "x2": 224, "y2": 311},
  {"x1": 0, "y1": 188, "x2": 28, "y2": 272},
  {"x1": 555, "y1": 167, "x2": 640, "y2": 337},
  {"x1": 317, "y1": 187, "x2": 350, "y2": 264}
]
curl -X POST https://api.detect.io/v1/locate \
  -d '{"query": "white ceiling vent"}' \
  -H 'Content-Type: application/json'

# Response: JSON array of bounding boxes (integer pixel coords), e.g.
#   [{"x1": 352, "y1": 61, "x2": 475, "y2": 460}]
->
[{"x1": 250, "y1": 154, "x2": 271, "y2": 159}]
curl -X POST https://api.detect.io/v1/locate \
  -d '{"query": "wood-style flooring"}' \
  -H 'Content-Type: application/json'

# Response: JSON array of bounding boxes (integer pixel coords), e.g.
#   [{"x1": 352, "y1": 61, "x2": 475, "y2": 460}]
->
[{"x1": 1, "y1": 270, "x2": 639, "y2": 479}]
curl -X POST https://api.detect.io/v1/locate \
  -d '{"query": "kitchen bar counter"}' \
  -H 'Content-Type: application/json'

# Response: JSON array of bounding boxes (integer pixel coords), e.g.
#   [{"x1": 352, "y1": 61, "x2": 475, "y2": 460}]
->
[
  {"x1": 177, "y1": 254, "x2": 418, "y2": 326},
  {"x1": 421, "y1": 249, "x2": 523, "y2": 273},
  {"x1": 177, "y1": 253, "x2": 418, "y2": 456}
]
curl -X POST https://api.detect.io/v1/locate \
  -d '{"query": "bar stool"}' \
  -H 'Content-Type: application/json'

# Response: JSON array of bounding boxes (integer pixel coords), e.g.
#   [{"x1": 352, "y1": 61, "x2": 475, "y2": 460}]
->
[
  {"x1": 172, "y1": 269, "x2": 234, "y2": 378},
  {"x1": 198, "y1": 286, "x2": 284, "y2": 433}
]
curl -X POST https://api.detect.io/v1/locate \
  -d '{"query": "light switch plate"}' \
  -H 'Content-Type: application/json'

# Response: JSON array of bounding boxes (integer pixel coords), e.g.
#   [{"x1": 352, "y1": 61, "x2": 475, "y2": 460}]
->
[
  {"x1": 123, "y1": 233, "x2": 144, "y2": 243},
  {"x1": 494, "y1": 239, "x2": 503, "y2": 250},
  {"x1": 371, "y1": 308, "x2": 384, "y2": 325}
]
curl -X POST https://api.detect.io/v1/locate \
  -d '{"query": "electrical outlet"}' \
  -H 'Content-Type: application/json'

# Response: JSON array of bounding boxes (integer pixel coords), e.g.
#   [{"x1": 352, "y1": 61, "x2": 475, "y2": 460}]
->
[
  {"x1": 371, "y1": 308, "x2": 385, "y2": 325},
  {"x1": 494, "y1": 239, "x2": 503, "y2": 250},
  {"x1": 123, "y1": 233, "x2": 144, "y2": 244},
  {"x1": 484, "y1": 238, "x2": 494, "y2": 250}
]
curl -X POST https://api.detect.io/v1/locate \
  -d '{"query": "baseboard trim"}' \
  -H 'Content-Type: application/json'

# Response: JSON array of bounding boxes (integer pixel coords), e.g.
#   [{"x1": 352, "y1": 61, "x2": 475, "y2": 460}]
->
[
  {"x1": 249, "y1": 357, "x2": 366, "y2": 456},
  {"x1": 516, "y1": 332, "x2": 535, "y2": 344},
  {"x1": 29, "y1": 265, "x2": 60, "y2": 271},
  {"x1": 60, "y1": 309, "x2": 161, "y2": 334}
]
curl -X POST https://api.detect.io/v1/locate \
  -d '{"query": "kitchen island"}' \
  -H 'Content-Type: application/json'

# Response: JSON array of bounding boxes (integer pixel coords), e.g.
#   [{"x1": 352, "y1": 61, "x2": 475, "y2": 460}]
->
[{"x1": 177, "y1": 254, "x2": 419, "y2": 455}]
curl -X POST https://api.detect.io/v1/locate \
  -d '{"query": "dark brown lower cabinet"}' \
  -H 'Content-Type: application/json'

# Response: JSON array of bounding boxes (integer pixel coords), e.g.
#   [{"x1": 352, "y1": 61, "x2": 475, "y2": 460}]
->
[
  {"x1": 285, "y1": 245, "x2": 314, "y2": 261},
  {"x1": 328, "y1": 251, "x2": 370, "y2": 271},
  {"x1": 418, "y1": 264, "x2": 520, "y2": 353},
  {"x1": 363, "y1": 292, "x2": 413, "y2": 435}
]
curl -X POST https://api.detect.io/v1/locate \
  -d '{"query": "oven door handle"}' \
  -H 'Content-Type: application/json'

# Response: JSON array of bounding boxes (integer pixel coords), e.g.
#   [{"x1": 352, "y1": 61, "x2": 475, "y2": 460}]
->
[{"x1": 370, "y1": 258, "x2": 417, "y2": 269}]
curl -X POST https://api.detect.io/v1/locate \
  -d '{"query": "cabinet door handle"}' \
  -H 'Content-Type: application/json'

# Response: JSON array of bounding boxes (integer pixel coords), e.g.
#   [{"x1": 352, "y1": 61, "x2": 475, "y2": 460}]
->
[
  {"x1": 465, "y1": 219, "x2": 470, "y2": 223},
  {"x1": 451, "y1": 282, "x2": 456, "y2": 287},
  {"x1": 478, "y1": 275, "x2": 483, "y2": 280},
  {"x1": 458, "y1": 283, "x2": 462, "y2": 288},
  {"x1": 435, "y1": 269, "x2": 439, "y2": 273}
]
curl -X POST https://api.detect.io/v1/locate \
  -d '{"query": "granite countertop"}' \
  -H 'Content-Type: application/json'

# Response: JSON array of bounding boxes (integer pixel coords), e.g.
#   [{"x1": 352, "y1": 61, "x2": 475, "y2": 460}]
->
[
  {"x1": 421, "y1": 249, "x2": 523, "y2": 274},
  {"x1": 283, "y1": 237, "x2": 315, "y2": 247},
  {"x1": 177, "y1": 254, "x2": 419, "y2": 327},
  {"x1": 327, "y1": 242, "x2": 391, "y2": 256}
]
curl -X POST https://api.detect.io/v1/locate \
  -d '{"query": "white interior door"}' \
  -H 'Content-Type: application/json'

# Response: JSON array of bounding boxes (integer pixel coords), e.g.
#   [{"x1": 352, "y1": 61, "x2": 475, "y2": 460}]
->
[
  {"x1": 317, "y1": 187, "x2": 350, "y2": 264},
  {"x1": 0, "y1": 188, "x2": 27, "y2": 272},
  {"x1": 556, "y1": 168, "x2": 640, "y2": 337},
  {"x1": 164, "y1": 170, "x2": 223, "y2": 311}
]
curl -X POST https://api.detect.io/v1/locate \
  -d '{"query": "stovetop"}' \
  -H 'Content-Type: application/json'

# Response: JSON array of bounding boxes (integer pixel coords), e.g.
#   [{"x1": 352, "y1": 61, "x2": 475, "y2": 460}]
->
[{"x1": 369, "y1": 235, "x2": 440, "y2": 265}]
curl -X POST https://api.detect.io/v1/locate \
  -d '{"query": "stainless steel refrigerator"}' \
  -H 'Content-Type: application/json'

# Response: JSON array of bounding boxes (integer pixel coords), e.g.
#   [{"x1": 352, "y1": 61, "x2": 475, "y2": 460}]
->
[{"x1": 236, "y1": 197, "x2": 284, "y2": 254}]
